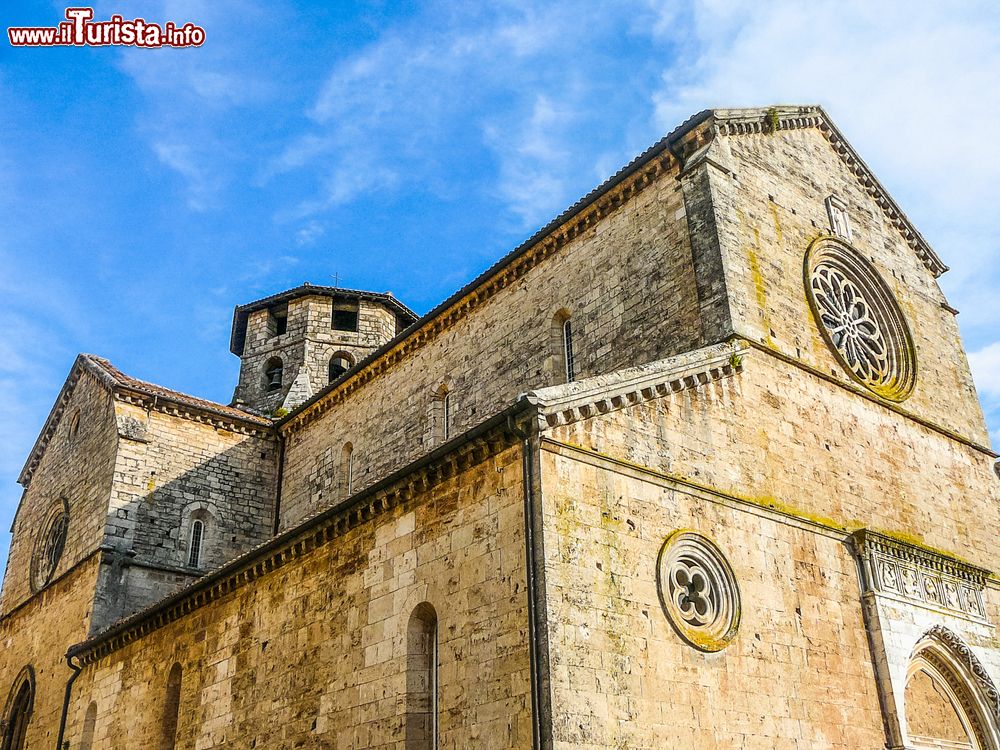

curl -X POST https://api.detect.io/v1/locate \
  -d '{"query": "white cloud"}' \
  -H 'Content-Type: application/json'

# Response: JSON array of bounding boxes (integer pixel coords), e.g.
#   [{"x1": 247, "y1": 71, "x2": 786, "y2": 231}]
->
[
  {"x1": 969, "y1": 342, "x2": 1000, "y2": 400},
  {"x1": 648, "y1": 0, "x2": 1000, "y2": 347}
]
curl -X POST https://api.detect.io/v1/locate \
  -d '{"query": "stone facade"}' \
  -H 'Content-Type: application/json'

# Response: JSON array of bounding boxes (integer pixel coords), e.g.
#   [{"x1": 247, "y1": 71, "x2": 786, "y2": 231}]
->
[{"x1": 1, "y1": 105, "x2": 998, "y2": 750}]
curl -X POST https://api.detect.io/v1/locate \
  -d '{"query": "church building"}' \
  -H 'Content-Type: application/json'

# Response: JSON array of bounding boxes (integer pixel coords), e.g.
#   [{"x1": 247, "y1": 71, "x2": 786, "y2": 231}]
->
[{"x1": 1, "y1": 105, "x2": 998, "y2": 749}]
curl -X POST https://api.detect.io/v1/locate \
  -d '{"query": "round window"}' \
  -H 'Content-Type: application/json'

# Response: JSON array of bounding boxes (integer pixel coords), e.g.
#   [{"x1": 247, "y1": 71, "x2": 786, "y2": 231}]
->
[
  {"x1": 31, "y1": 503, "x2": 69, "y2": 591},
  {"x1": 657, "y1": 531, "x2": 741, "y2": 652},
  {"x1": 804, "y1": 238, "x2": 916, "y2": 402}
]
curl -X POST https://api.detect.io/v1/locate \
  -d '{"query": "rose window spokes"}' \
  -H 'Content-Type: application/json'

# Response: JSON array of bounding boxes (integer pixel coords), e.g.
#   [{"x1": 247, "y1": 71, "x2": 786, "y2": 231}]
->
[
  {"x1": 804, "y1": 238, "x2": 916, "y2": 402},
  {"x1": 40, "y1": 515, "x2": 67, "y2": 577},
  {"x1": 812, "y1": 265, "x2": 890, "y2": 384},
  {"x1": 31, "y1": 502, "x2": 69, "y2": 591}
]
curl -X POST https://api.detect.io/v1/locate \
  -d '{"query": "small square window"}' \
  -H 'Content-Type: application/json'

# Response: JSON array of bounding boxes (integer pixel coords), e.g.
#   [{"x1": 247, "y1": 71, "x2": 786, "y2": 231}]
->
[
  {"x1": 332, "y1": 300, "x2": 359, "y2": 332},
  {"x1": 268, "y1": 304, "x2": 288, "y2": 337}
]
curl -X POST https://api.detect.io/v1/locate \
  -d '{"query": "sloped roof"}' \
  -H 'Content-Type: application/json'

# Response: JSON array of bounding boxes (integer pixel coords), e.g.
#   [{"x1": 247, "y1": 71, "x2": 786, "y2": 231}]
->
[
  {"x1": 281, "y1": 104, "x2": 947, "y2": 430},
  {"x1": 17, "y1": 354, "x2": 272, "y2": 487},
  {"x1": 229, "y1": 284, "x2": 419, "y2": 355}
]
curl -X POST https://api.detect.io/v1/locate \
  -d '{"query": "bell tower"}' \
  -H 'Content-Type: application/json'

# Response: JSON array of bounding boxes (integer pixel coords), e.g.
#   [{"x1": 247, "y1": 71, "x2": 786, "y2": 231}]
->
[{"x1": 230, "y1": 284, "x2": 418, "y2": 415}]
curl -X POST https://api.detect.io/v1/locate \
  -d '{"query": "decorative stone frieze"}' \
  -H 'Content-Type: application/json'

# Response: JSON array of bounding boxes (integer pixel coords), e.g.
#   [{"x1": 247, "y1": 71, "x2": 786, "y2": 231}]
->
[{"x1": 851, "y1": 530, "x2": 991, "y2": 622}]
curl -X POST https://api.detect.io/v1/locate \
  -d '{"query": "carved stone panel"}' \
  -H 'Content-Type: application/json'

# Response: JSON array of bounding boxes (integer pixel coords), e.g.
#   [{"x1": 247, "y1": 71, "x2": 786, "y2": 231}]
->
[{"x1": 852, "y1": 530, "x2": 989, "y2": 623}]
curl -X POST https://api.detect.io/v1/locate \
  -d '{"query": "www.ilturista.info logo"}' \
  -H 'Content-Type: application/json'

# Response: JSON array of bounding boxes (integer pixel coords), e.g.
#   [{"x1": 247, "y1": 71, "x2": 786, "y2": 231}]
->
[{"x1": 8, "y1": 7, "x2": 205, "y2": 47}]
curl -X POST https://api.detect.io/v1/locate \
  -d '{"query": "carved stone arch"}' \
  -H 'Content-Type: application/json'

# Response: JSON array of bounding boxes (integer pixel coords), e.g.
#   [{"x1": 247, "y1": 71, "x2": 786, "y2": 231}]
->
[
  {"x1": 1, "y1": 665, "x2": 35, "y2": 750},
  {"x1": 904, "y1": 626, "x2": 1000, "y2": 750},
  {"x1": 178, "y1": 501, "x2": 219, "y2": 568}
]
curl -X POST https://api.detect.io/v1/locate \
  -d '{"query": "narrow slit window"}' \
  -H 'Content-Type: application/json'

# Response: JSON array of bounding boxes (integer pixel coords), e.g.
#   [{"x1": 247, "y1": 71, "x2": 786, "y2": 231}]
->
[
  {"x1": 442, "y1": 393, "x2": 451, "y2": 441},
  {"x1": 342, "y1": 443, "x2": 354, "y2": 497},
  {"x1": 187, "y1": 520, "x2": 204, "y2": 569},
  {"x1": 160, "y1": 664, "x2": 182, "y2": 750},
  {"x1": 80, "y1": 702, "x2": 97, "y2": 750},
  {"x1": 563, "y1": 319, "x2": 575, "y2": 382}
]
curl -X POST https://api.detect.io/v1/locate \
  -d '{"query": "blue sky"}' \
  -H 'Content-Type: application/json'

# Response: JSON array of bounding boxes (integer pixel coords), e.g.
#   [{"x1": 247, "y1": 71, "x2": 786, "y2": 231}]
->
[{"x1": 1, "y1": 0, "x2": 998, "y2": 577}]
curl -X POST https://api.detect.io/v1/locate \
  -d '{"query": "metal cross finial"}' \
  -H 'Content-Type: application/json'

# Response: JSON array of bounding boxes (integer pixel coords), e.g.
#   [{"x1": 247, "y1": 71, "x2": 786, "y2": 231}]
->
[{"x1": 331, "y1": 272, "x2": 341, "y2": 288}]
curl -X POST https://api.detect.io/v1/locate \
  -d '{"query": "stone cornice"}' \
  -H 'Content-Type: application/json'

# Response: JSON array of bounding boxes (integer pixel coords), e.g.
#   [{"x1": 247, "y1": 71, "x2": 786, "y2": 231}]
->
[
  {"x1": 112, "y1": 388, "x2": 273, "y2": 438},
  {"x1": 280, "y1": 141, "x2": 687, "y2": 434},
  {"x1": 708, "y1": 106, "x2": 947, "y2": 278},
  {"x1": 66, "y1": 404, "x2": 527, "y2": 666},
  {"x1": 526, "y1": 342, "x2": 744, "y2": 429}
]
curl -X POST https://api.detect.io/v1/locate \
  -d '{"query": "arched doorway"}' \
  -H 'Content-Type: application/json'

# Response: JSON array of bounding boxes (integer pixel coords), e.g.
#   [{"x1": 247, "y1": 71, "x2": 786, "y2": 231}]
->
[{"x1": 904, "y1": 628, "x2": 999, "y2": 750}]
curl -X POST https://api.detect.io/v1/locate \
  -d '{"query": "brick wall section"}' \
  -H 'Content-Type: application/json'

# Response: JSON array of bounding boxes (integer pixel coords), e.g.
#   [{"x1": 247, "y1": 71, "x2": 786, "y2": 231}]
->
[
  {"x1": 279, "y1": 170, "x2": 701, "y2": 529},
  {"x1": 92, "y1": 401, "x2": 278, "y2": 629},
  {"x1": 235, "y1": 295, "x2": 401, "y2": 414},
  {"x1": 537, "y1": 444, "x2": 887, "y2": 749},
  {"x1": 63, "y1": 445, "x2": 531, "y2": 750},
  {"x1": 0, "y1": 370, "x2": 118, "y2": 614},
  {"x1": 0, "y1": 557, "x2": 100, "y2": 750},
  {"x1": 699, "y1": 127, "x2": 988, "y2": 446},
  {"x1": 546, "y1": 349, "x2": 1000, "y2": 573}
]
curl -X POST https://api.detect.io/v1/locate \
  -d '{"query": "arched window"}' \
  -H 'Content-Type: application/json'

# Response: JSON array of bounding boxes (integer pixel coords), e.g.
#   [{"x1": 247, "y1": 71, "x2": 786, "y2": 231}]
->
[
  {"x1": 904, "y1": 628, "x2": 1000, "y2": 750},
  {"x1": 264, "y1": 357, "x2": 284, "y2": 392},
  {"x1": 2, "y1": 667, "x2": 34, "y2": 750},
  {"x1": 79, "y1": 701, "x2": 97, "y2": 750},
  {"x1": 431, "y1": 384, "x2": 452, "y2": 445},
  {"x1": 187, "y1": 519, "x2": 204, "y2": 569},
  {"x1": 329, "y1": 353, "x2": 355, "y2": 383},
  {"x1": 550, "y1": 308, "x2": 575, "y2": 383},
  {"x1": 563, "y1": 318, "x2": 575, "y2": 382},
  {"x1": 342, "y1": 443, "x2": 354, "y2": 497},
  {"x1": 406, "y1": 603, "x2": 438, "y2": 750},
  {"x1": 159, "y1": 663, "x2": 182, "y2": 750}
]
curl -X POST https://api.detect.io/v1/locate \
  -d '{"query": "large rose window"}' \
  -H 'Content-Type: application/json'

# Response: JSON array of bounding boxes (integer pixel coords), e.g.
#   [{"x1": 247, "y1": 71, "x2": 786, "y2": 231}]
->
[{"x1": 805, "y1": 238, "x2": 916, "y2": 401}]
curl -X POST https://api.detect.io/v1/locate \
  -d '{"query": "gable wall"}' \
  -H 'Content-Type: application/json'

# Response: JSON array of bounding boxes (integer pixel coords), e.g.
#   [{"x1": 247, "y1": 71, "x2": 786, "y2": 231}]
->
[
  {"x1": 279, "y1": 166, "x2": 701, "y2": 529},
  {"x1": 701, "y1": 126, "x2": 987, "y2": 445},
  {"x1": 0, "y1": 370, "x2": 118, "y2": 615},
  {"x1": 92, "y1": 401, "x2": 278, "y2": 630}
]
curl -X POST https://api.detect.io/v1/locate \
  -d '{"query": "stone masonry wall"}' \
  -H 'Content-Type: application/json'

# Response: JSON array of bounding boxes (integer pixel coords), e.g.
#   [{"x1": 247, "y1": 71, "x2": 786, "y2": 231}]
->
[
  {"x1": 0, "y1": 557, "x2": 100, "y2": 750},
  {"x1": 63, "y1": 444, "x2": 531, "y2": 750},
  {"x1": 92, "y1": 401, "x2": 278, "y2": 629},
  {"x1": 700, "y1": 126, "x2": 989, "y2": 446},
  {"x1": 279, "y1": 167, "x2": 701, "y2": 529},
  {"x1": 537, "y1": 442, "x2": 888, "y2": 749},
  {"x1": 0, "y1": 370, "x2": 118, "y2": 614},
  {"x1": 235, "y1": 296, "x2": 400, "y2": 414},
  {"x1": 546, "y1": 348, "x2": 1000, "y2": 573}
]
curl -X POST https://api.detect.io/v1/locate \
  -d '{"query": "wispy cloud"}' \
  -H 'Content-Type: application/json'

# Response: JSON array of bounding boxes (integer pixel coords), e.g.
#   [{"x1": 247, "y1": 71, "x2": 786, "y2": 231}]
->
[{"x1": 647, "y1": 0, "x2": 1000, "y2": 345}]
